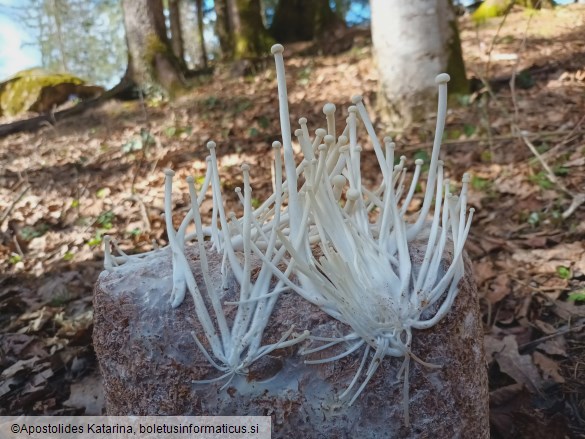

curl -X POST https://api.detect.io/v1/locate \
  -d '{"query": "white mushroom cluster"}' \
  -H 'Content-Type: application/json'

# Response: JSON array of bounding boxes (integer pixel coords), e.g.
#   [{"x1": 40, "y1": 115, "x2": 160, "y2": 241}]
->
[{"x1": 103, "y1": 44, "x2": 474, "y2": 425}]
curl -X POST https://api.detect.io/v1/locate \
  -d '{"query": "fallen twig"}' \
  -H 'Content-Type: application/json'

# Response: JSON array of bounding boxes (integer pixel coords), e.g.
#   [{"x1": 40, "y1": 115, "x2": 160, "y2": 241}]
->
[
  {"x1": 519, "y1": 319, "x2": 585, "y2": 352},
  {"x1": 0, "y1": 185, "x2": 30, "y2": 227},
  {"x1": 406, "y1": 128, "x2": 585, "y2": 150},
  {"x1": 123, "y1": 194, "x2": 152, "y2": 232},
  {"x1": 542, "y1": 113, "x2": 585, "y2": 160},
  {"x1": 505, "y1": 9, "x2": 585, "y2": 220},
  {"x1": 519, "y1": 131, "x2": 585, "y2": 219}
]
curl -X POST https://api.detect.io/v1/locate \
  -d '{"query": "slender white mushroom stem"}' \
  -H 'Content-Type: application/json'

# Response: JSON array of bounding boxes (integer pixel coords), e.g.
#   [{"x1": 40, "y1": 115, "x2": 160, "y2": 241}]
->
[
  {"x1": 400, "y1": 159, "x2": 424, "y2": 215},
  {"x1": 299, "y1": 117, "x2": 311, "y2": 145},
  {"x1": 163, "y1": 169, "x2": 187, "y2": 308},
  {"x1": 206, "y1": 141, "x2": 243, "y2": 283},
  {"x1": 323, "y1": 103, "x2": 336, "y2": 144},
  {"x1": 103, "y1": 236, "x2": 115, "y2": 270},
  {"x1": 163, "y1": 170, "x2": 226, "y2": 362},
  {"x1": 102, "y1": 42, "x2": 475, "y2": 427},
  {"x1": 271, "y1": 44, "x2": 301, "y2": 242},
  {"x1": 352, "y1": 95, "x2": 388, "y2": 182},
  {"x1": 186, "y1": 175, "x2": 231, "y2": 352},
  {"x1": 407, "y1": 73, "x2": 450, "y2": 240}
]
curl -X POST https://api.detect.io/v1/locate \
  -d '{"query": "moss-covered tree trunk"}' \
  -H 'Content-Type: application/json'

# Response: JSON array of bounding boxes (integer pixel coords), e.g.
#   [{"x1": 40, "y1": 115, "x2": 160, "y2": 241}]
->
[
  {"x1": 371, "y1": 0, "x2": 468, "y2": 128},
  {"x1": 121, "y1": 0, "x2": 186, "y2": 96},
  {"x1": 233, "y1": 0, "x2": 273, "y2": 58},
  {"x1": 215, "y1": 0, "x2": 272, "y2": 60},
  {"x1": 270, "y1": 0, "x2": 345, "y2": 43}
]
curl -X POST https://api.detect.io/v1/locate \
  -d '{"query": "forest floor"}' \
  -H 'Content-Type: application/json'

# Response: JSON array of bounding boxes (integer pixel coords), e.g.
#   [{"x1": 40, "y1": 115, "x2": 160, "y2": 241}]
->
[{"x1": 1, "y1": 4, "x2": 585, "y2": 438}]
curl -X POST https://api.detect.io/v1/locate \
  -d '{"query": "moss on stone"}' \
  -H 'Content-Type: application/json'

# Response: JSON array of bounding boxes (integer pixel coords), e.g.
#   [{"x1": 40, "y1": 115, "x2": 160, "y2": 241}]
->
[
  {"x1": 472, "y1": 0, "x2": 554, "y2": 23},
  {"x1": 0, "y1": 69, "x2": 101, "y2": 116}
]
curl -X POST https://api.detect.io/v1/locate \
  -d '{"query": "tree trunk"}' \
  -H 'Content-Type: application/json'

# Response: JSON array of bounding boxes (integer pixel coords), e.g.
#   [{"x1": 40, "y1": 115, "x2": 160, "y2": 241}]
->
[
  {"x1": 214, "y1": 0, "x2": 234, "y2": 59},
  {"x1": 215, "y1": 0, "x2": 272, "y2": 60},
  {"x1": 168, "y1": 0, "x2": 186, "y2": 66},
  {"x1": 195, "y1": 0, "x2": 208, "y2": 68},
  {"x1": 371, "y1": 0, "x2": 468, "y2": 128},
  {"x1": 49, "y1": 0, "x2": 68, "y2": 71},
  {"x1": 270, "y1": 0, "x2": 345, "y2": 43},
  {"x1": 121, "y1": 0, "x2": 186, "y2": 96},
  {"x1": 233, "y1": 0, "x2": 273, "y2": 59},
  {"x1": 175, "y1": 0, "x2": 206, "y2": 69}
]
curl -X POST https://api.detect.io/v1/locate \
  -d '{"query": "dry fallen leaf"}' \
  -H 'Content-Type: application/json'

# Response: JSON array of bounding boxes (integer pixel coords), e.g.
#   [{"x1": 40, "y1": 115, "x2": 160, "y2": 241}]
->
[
  {"x1": 63, "y1": 372, "x2": 105, "y2": 415},
  {"x1": 553, "y1": 301, "x2": 585, "y2": 320},
  {"x1": 532, "y1": 351, "x2": 565, "y2": 384},
  {"x1": 485, "y1": 335, "x2": 544, "y2": 392},
  {"x1": 473, "y1": 258, "x2": 497, "y2": 286},
  {"x1": 486, "y1": 274, "x2": 511, "y2": 304},
  {"x1": 0, "y1": 356, "x2": 41, "y2": 379},
  {"x1": 489, "y1": 383, "x2": 527, "y2": 437},
  {"x1": 17, "y1": 306, "x2": 57, "y2": 334},
  {"x1": 512, "y1": 242, "x2": 585, "y2": 276},
  {"x1": 533, "y1": 319, "x2": 557, "y2": 335},
  {"x1": 494, "y1": 172, "x2": 539, "y2": 198},
  {"x1": 538, "y1": 337, "x2": 567, "y2": 357}
]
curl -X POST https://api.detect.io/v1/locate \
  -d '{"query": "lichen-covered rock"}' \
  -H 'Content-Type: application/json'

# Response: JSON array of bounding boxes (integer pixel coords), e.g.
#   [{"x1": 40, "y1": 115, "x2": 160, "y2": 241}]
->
[
  {"x1": 0, "y1": 69, "x2": 104, "y2": 116},
  {"x1": 93, "y1": 242, "x2": 489, "y2": 439}
]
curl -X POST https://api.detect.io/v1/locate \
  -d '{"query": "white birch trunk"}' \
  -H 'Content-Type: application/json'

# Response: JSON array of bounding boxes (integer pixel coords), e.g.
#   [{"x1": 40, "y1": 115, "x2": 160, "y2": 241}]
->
[{"x1": 371, "y1": 0, "x2": 465, "y2": 128}]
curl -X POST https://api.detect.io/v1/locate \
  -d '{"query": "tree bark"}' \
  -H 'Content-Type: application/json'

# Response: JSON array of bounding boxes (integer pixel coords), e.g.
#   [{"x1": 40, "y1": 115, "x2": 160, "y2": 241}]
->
[
  {"x1": 270, "y1": 0, "x2": 345, "y2": 43},
  {"x1": 168, "y1": 0, "x2": 185, "y2": 66},
  {"x1": 371, "y1": 0, "x2": 468, "y2": 128},
  {"x1": 214, "y1": 0, "x2": 234, "y2": 59},
  {"x1": 195, "y1": 0, "x2": 208, "y2": 68},
  {"x1": 232, "y1": 0, "x2": 273, "y2": 59},
  {"x1": 121, "y1": 0, "x2": 186, "y2": 96},
  {"x1": 215, "y1": 0, "x2": 272, "y2": 60}
]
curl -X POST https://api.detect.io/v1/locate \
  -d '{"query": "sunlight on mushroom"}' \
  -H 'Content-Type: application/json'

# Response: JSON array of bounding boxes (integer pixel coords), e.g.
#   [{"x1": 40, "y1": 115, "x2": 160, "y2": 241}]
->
[{"x1": 103, "y1": 43, "x2": 474, "y2": 426}]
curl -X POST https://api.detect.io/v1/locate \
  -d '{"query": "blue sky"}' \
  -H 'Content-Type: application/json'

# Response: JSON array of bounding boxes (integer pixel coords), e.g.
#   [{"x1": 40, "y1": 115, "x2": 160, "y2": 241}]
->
[{"x1": 0, "y1": 11, "x2": 40, "y2": 79}]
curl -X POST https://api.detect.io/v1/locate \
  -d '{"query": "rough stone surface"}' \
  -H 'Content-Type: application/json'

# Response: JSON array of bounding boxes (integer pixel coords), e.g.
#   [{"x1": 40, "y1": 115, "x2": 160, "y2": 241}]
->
[{"x1": 93, "y1": 242, "x2": 489, "y2": 438}]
